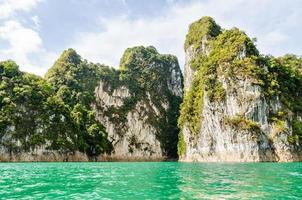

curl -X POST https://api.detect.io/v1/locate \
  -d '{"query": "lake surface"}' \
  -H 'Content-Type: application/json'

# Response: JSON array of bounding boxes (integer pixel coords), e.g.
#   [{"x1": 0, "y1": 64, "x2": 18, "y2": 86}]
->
[{"x1": 0, "y1": 162, "x2": 301, "y2": 199}]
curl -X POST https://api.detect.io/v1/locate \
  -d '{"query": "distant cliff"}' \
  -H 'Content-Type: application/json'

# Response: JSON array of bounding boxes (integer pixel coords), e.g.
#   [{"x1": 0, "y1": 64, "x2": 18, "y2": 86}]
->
[
  {"x1": 0, "y1": 50, "x2": 111, "y2": 161},
  {"x1": 0, "y1": 46, "x2": 183, "y2": 161},
  {"x1": 178, "y1": 16, "x2": 302, "y2": 162},
  {"x1": 94, "y1": 46, "x2": 183, "y2": 160}
]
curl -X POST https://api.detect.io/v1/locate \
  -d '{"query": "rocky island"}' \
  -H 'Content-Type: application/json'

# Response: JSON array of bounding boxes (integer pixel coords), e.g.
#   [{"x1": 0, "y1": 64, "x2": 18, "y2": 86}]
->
[
  {"x1": 178, "y1": 17, "x2": 302, "y2": 162},
  {"x1": 0, "y1": 17, "x2": 301, "y2": 162},
  {"x1": 0, "y1": 46, "x2": 183, "y2": 161}
]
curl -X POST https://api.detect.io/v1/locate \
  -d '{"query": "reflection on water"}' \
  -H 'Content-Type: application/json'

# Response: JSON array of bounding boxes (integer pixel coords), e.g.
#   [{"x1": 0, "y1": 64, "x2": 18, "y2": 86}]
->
[
  {"x1": 0, "y1": 162, "x2": 301, "y2": 199},
  {"x1": 176, "y1": 163, "x2": 302, "y2": 199}
]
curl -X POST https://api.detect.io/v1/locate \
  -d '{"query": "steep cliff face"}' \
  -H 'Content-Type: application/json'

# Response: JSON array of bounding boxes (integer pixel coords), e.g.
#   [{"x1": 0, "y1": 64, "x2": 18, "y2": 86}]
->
[
  {"x1": 0, "y1": 46, "x2": 183, "y2": 161},
  {"x1": 0, "y1": 50, "x2": 112, "y2": 161},
  {"x1": 94, "y1": 46, "x2": 183, "y2": 160},
  {"x1": 178, "y1": 17, "x2": 302, "y2": 162}
]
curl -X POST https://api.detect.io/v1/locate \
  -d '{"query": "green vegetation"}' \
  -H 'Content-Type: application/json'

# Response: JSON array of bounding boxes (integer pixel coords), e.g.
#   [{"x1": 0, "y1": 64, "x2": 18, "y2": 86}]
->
[
  {"x1": 263, "y1": 55, "x2": 302, "y2": 143},
  {"x1": 290, "y1": 118, "x2": 302, "y2": 143},
  {"x1": 0, "y1": 61, "x2": 52, "y2": 154},
  {"x1": 177, "y1": 131, "x2": 187, "y2": 156},
  {"x1": 178, "y1": 16, "x2": 302, "y2": 156},
  {"x1": 269, "y1": 112, "x2": 288, "y2": 137},
  {"x1": 0, "y1": 46, "x2": 183, "y2": 159},
  {"x1": 98, "y1": 46, "x2": 183, "y2": 158},
  {"x1": 224, "y1": 115, "x2": 261, "y2": 133},
  {"x1": 179, "y1": 17, "x2": 260, "y2": 138},
  {"x1": 45, "y1": 49, "x2": 114, "y2": 156},
  {"x1": 262, "y1": 55, "x2": 302, "y2": 113},
  {"x1": 185, "y1": 16, "x2": 221, "y2": 50},
  {"x1": 0, "y1": 50, "x2": 112, "y2": 158}
]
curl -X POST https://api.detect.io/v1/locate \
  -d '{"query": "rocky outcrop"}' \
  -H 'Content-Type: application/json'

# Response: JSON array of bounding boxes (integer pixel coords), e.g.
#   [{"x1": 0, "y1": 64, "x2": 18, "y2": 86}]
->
[
  {"x1": 94, "y1": 86, "x2": 163, "y2": 160},
  {"x1": 0, "y1": 46, "x2": 183, "y2": 161},
  {"x1": 94, "y1": 46, "x2": 183, "y2": 160},
  {"x1": 0, "y1": 150, "x2": 89, "y2": 162},
  {"x1": 178, "y1": 17, "x2": 302, "y2": 162}
]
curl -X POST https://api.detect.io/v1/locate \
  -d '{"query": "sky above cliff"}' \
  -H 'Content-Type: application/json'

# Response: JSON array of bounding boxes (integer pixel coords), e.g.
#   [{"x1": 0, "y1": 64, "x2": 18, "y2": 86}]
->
[{"x1": 0, "y1": 0, "x2": 301, "y2": 75}]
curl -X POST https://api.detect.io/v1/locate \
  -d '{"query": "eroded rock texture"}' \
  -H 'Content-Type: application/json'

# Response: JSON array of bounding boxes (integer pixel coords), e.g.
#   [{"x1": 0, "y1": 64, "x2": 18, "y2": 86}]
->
[{"x1": 178, "y1": 17, "x2": 302, "y2": 162}]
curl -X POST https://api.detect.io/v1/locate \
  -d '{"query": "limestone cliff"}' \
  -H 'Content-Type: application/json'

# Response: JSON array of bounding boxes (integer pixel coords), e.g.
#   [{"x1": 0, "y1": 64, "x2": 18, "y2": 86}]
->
[
  {"x1": 94, "y1": 46, "x2": 183, "y2": 160},
  {"x1": 0, "y1": 50, "x2": 112, "y2": 161},
  {"x1": 0, "y1": 47, "x2": 183, "y2": 161},
  {"x1": 178, "y1": 17, "x2": 302, "y2": 162}
]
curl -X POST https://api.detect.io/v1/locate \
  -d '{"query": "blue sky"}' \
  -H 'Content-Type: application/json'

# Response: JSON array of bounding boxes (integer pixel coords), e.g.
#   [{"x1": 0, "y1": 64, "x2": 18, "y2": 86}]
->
[{"x1": 0, "y1": 0, "x2": 301, "y2": 76}]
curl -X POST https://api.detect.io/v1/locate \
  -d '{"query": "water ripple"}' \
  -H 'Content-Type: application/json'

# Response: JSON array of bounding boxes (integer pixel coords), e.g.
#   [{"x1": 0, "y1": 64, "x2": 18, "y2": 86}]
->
[{"x1": 0, "y1": 162, "x2": 301, "y2": 199}]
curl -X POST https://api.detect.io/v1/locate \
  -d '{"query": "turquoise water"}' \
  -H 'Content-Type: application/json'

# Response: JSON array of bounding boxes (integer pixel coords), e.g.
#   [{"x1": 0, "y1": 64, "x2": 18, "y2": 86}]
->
[{"x1": 0, "y1": 162, "x2": 301, "y2": 199}]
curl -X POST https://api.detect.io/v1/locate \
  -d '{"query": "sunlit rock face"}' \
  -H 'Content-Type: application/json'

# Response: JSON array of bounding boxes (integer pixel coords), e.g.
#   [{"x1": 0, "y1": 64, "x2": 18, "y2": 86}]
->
[
  {"x1": 178, "y1": 17, "x2": 302, "y2": 162},
  {"x1": 0, "y1": 47, "x2": 183, "y2": 162},
  {"x1": 94, "y1": 46, "x2": 183, "y2": 160}
]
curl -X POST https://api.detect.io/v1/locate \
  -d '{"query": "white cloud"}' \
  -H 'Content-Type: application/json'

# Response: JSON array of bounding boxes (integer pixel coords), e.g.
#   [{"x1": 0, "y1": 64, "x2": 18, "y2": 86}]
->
[
  {"x1": 71, "y1": 16, "x2": 186, "y2": 67},
  {"x1": 0, "y1": 0, "x2": 43, "y2": 19},
  {"x1": 0, "y1": 0, "x2": 301, "y2": 75},
  {"x1": 0, "y1": 20, "x2": 42, "y2": 53},
  {"x1": 70, "y1": 0, "x2": 302, "y2": 69},
  {"x1": 31, "y1": 15, "x2": 40, "y2": 30},
  {"x1": 0, "y1": 0, "x2": 55, "y2": 75},
  {"x1": 0, "y1": 20, "x2": 56, "y2": 75}
]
